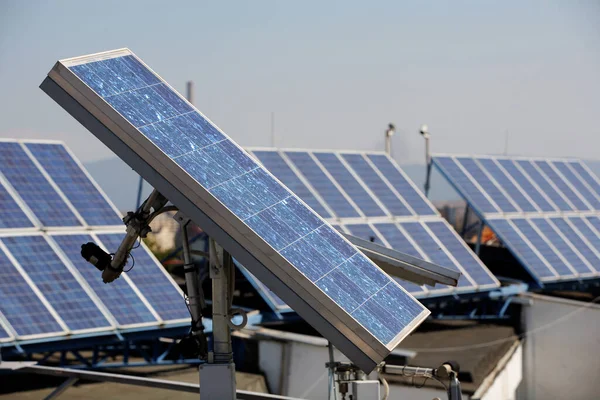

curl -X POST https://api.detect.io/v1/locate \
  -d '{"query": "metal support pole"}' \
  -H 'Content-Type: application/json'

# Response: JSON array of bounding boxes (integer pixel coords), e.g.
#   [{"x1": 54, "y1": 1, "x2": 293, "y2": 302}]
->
[
  {"x1": 448, "y1": 371, "x2": 463, "y2": 400},
  {"x1": 44, "y1": 377, "x2": 78, "y2": 400},
  {"x1": 199, "y1": 238, "x2": 236, "y2": 400},
  {"x1": 475, "y1": 221, "x2": 484, "y2": 255},
  {"x1": 135, "y1": 176, "x2": 144, "y2": 209},
  {"x1": 424, "y1": 134, "x2": 432, "y2": 197},
  {"x1": 460, "y1": 204, "x2": 470, "y2": 238}
]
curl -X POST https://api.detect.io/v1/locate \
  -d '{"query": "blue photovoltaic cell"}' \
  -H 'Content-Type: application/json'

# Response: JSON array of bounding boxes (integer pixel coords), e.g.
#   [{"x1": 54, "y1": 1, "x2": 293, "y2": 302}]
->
[
  {"x1": 516, "y1": 160, "x2": 573, "y2": 211},
  {"x1": 0, "y1": 143, "x2": 81, "y2": 227},
  {"x1": 530, "y1": 218, "x2": 593, "y2": 276},
  {"x1": 70, "y1": 54, "x2": 427, "y2": 345},
  {"x1": 344, "y1": 224, "x2": 384, "y2": 246},
  {"x1": 433, "y1": 157, "x2": 498, "y2": 214},
  {"x1": 456, "y1": 158, "x2": 517, "y2": 213},
  {"x1": 2, "y1": 236, "x2": 110, "y2": 331},
  {"x1": 586, "y1": 216, "x2": 600, "y2": 234},
  {"x1": 52, "y1": 235, "x2": 158, "y2": 326},
  {"x1": 552, "y1": 161, "x2": 600, "y2": 210},
  {"x1": 0, "y1": 324, "x2": 9, "y2": 339},
  {"x1": 368, "y1": 155, "x2": 436, "y2": 215},
  {"x1": 0, "y1": 182, "x2": 33, "y2": 229},
  {"x1": 477, "y1": 159, "x2": 538, "y2": 212},
  {"x1": 344, "y1": 224, "x2": 424, "y2": 294},
  {"x1": 399, "y1": 222, "x2": 464, "y2": 281},
  {"x1": 25, "y1": 143, "x2": 123, "y2": 226},
  {"x1": 341, "y1": 153, "x2": 412, "y2": 216},
  {"x1": 286, "y1": 152, "x2": 360, "y2": 218},
  {"x1": 425, "y1": 221, "x2": 496, "y2": 287},
  {"x1": 486, "y1": 219, "x2": 555, "y2": 279},
  {"x1": 252, "y1": 151, "x2": 331, "y2": 218},
  {"x1": 511, "y1": 219, "x2": 574, "y2": 277},
  {"x1": 97, "y1": 234, "x2": 190, "y2": 322},
  {"x1": 566, "y1": 218, "x2": 600, "y2": 273},
  {"x1": 534, "y1": 161, "x2": 590, "y2": 211},
  {"x1": 549, "y1": 218, "x2": 600, "y2": 270},
  {"x1": 496, "y1": 159, "x2": 555, "y2": 212},
  {"x1": 373, "y1": 224, "x2": 422, "y2": 259},
  {"x1": 0, "y1": 246, "x2": 63, "y2": 337},
  {"x1": 314, "y1": 153, "x2": 386, "y2": 217},
  {"x1": 570, "y1": 162, "x2": 600, "y2": 200}
]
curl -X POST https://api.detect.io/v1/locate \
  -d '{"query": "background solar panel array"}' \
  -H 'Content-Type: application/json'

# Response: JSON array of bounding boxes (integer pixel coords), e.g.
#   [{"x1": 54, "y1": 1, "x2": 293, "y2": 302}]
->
[
  {"x1": 242, "y1": 149, "x2": 499, "y2": 307},
  {"x1": 0, "y1": 139, "x2": 188, "y2": 342},
  {"x1": 63, "y1": 51, "x2": 428, "y2": 347},
  {"x1": 432, "y1": 155, "x2": 600, "y2": 284}
]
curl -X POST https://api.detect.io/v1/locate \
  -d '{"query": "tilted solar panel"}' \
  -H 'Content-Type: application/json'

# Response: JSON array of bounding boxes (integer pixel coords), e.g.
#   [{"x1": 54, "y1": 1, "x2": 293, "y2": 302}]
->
[
  {"x1": 0, "y1": 181, "x2": 33, "y2": 229},
  {"x1": 25, "y1": 143, "x2": 123, "y2": 227},
  {"x1": 1, "y1": 235, "x2": 112, "y2": 332},
  {"x1": 433, "y1": 154, "x2": 600, "y2": 285},
  {"x1": 0, "y1": 142, "x2": 82, "y2": 227},
  {"x1": 43, "y1": 48, "x2": 429, "y2": 371}
]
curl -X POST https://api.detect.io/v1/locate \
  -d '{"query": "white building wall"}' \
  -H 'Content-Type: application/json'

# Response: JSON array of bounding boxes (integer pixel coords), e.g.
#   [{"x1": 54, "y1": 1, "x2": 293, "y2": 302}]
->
[
  {"x1": 520, "y1": 293, "x2": 600, "y2": 400},
  {"x1": 475, "y1": 343, "x2": 522, "y2": 400}
]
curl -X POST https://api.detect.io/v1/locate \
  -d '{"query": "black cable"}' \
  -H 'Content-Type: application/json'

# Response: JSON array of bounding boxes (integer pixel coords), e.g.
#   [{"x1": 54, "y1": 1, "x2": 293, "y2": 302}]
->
[{"x1": 123, "y1": 253, "x2": 135, "y2": 272}]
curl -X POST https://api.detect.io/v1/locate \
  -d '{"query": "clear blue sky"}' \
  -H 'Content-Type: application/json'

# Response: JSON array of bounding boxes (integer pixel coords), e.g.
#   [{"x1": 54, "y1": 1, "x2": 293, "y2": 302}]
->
[{"x1": 1, "y1": 0, "x2": 599, "y2": 164}]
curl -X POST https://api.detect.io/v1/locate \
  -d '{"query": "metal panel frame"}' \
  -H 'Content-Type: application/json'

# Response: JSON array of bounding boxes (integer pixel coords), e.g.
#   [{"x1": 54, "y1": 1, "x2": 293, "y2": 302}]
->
[{"x1": 42, "y1": 49, "x2": 429, "y2": 372}]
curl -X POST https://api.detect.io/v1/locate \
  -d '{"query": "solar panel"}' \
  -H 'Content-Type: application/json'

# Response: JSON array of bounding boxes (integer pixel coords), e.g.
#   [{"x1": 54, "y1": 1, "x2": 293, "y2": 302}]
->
[
  {"x1": 366, "y1": 154, "x2": 437, "y2": 215},
  {"x1": 251, "y1": 150, "x2": 332, "y2": 218},
  {"x1": 96, "y1": 234, "x2": 190, "y2": 322},
  {"x1": 0, "y1": 142, "x2": 82, "y2": 227},
  {"x1": 0, "y1": 181, "x2": 34, "y2": 229},
  {"x1": 25, "y1": 143, "x2": 123, "y2": 226},
  {"x1": 52, "y1": 234, "x2": 159, "y2": 327},
  {"x1": 44, "y1": 48, "x2": 429, "y2": 371},
  {"x1": 433, "y1": 154, "x2": 600, "y2": 285},
  {"x1": 1, "y1": 235, "x2": 112, "y2": 332},
  {"x1": 0, "y1": 242, "x2": 64, "y2": 337},
  {"x1": 313, "y1": 153, "x2": 386, "y2": 217},
  {"x1": 286, "y1": 151, "x2": 362, "y2": 218}
]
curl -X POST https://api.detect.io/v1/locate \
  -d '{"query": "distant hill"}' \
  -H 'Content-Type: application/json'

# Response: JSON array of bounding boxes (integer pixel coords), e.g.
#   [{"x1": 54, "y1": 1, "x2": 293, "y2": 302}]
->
[{"x1": 84, "y1": 157, "x2": 600, "y2": 212}]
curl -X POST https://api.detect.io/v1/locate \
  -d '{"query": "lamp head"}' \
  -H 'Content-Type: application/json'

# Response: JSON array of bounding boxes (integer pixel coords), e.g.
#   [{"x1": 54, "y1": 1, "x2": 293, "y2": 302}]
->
[
  {"x1": 419, "y1": 124, "x2": 429, "y2": 136},
  {"x1": 386, "y1": 123, "x2": 396, "y2": 137}
]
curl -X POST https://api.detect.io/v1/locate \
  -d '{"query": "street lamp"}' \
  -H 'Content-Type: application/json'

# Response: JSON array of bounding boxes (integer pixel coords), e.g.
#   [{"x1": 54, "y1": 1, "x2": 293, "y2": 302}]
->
[{"x1": 385, "y1": 123, "x2": 396, "y2": 156}]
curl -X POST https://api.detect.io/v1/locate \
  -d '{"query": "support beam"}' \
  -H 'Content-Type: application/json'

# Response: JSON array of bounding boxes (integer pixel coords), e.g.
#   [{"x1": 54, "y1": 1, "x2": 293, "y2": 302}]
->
[{"x1": 44, "y1": 377, "x2": 78, "y2": 400}]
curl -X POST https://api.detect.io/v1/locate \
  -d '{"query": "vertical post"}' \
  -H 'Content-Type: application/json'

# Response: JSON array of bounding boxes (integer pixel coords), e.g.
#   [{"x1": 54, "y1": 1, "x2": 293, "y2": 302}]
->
[
  {"x1": 135, "y1": 176, "x2": 144, "y2": 209},
  {"x1": 200, "y1": 238, "x2": 236, "y2": 400},
  {"x1": 475, "y1": 220, "x2": 484, "y2": 255},
  {"x1": 384, "y1": 123, "x2": 395, "y2": 157},
  {"x1": 460, "y1": 204, "x2": 470, "y2": 238},
  {"x1": 420, "y1": 125, "x2": 432, "y2": 197},
  {"x1": 186, "y1": 81, "x2": 194, "y2": 105}
]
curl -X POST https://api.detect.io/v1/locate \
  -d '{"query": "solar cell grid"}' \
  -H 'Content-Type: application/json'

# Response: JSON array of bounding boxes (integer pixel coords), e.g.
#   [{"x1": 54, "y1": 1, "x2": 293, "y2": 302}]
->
[
  {"x1": 52, "y1": 234, "x2": 158, "y2": 326},
  {"x1": 551, "y1": 161, "x2": 600, "y2": 209},
  {"x1": 2, "y1": 235, "x2": 111, "y2": 331},
  {"x1": 477, "y1": 159, "x2": 538, "y2": 212},
  {"x1": 0, "y1": 244, "x2": 63, "y2": 337},
  {"x1": 25, "y1": 143, "x2": 123, "y2": 226},
  {"x1": 52, "y1": 50, "x2": 429, "y2": 359},
  {"x1": 314, "y1": 153, "x2": 386, "y2": 217},
  {"x1": 251, "y1": 151, "x2": 332, "y2": 218},
  {"x1": 529, "y1": 218, "x2": 593, "y2": 276},
  {"x1": 548, "y1": 218, "x2": 600, "y2": 272},
  {"x1": 367, "y1": 154, "x2": 436, "y2": 215},
  {"x1": 0, "y1": 142, "x2": 82, "y2": 227},
  {"x1": 565, "y1": 218, "x2": 600, "y2": 273},
  {"x1": 486, "y1": 219, "x2": 556, "y2": 279},
  {"x1": 510, "y1": 219, "x2": 573, "y2": 277},
  {"x1": 341, "y1": 153, "x2": 412, "y2": 216},
  {"x1": 534, "y1": 161, "x2": 590, "y2": 211},
  {"x1": 496, "y1": 159, "x2": 556, "y2": 212},
  {"x1": 570, "y1": 162, "x2": 600, "y2": 200},
  {"x1": 0, "y1": 182, "x2": 33, "y2": 229},
  {"x1": 516, "y1": 160, "x2": 573, "y2": 212},
  {"x1": 455, "y1": 158, "x2": 517, "y2": 213},
  {"x1": 433, "y1": 157, "x2": 498, "y2": 214},
  {"x1": 286, "y1": 152, "x2": 361, "y2": 218}
]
